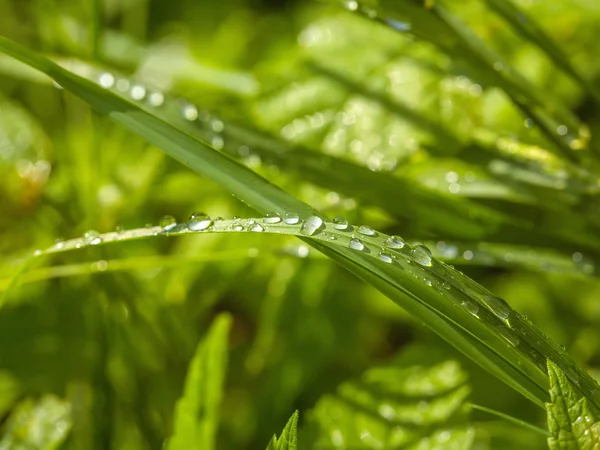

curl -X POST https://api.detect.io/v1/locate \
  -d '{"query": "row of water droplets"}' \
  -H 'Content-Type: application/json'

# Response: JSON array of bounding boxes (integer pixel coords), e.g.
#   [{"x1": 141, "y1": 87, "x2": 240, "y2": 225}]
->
[{"x1": 40, "y1": 212, "x2": 598, "y2": 394}]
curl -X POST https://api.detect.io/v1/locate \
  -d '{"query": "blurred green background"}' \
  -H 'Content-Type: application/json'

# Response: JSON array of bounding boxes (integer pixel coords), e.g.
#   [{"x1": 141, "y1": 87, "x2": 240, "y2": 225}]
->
[{"x1": 1, "y1": 0, "x2": 600, "y2": 448}]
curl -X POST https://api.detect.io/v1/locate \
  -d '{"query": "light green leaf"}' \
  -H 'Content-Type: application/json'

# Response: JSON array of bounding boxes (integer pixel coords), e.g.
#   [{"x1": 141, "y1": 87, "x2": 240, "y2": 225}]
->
[
  {"x1": 304, "y1": 358, "x2": 474, "y2": 449},
  {"x1": 546, "y1": 360, "x2": 600, "y2": 449},
  {"x1": 266, "y1": 411, "x2": 299, "y2": 450},
  {"x1": 0, "y1": 395, "x2": 71, "y2": 450},
  {"x1": 167, "y1": 313, "x2": 232, "y2": 450}
]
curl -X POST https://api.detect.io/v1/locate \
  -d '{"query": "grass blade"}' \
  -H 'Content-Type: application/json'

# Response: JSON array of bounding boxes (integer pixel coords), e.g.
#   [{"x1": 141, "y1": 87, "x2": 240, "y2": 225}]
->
[{"x1": 2, "y1": 36, "x2": 599, "y2": 413}]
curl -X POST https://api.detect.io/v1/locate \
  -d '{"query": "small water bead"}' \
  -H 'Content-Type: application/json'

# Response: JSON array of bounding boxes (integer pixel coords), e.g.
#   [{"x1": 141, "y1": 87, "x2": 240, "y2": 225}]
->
[
  {"x1": 411, "y1": 245, "x2": 433, "y2": 267},
  {"x1": 283, "y1": 212, "x2": 300, "y2": 225},
  {"x1": 99, "y1": 73, "x2": 115, "y2": 89},
  {"x1": 159, "y1": 215, "x2": 177, "y2": 232},
  {"x1": 557, "y1": 125, "x2": 568, "y2": 136},
  {"x1": 116, "y1": 79, "x2": 130, "y2": 92},
  {"x1": 148, "y1": 92, "x2": 164, "y2": 107},
  {"x1": 300, "y1": 216, "x2": 324, "y2": 236},
  {"x1": 386, "y1": 18, "x2": 411, "y2": 32},
  {"x1": 84, "y1": 230, "x2": 103, "y2": 245},
  {"x1": 483, "y1": 295, "x2": 511, "y2": 320},
  {"x1": 187, "y1": 212, "x2": 212, "y2": 231},
  {"x1": 424, "y1": 278, "x2": 432, "y2": 287},
  {"x1": 130, "y1": 85, "x2": 146, "y2": 101},
  {"x1": 231, "y1": 224, "x2": 244, "y2": 232},
  {"x1": 249, "y1": 223, "x2": 264, "y2": 232},
  {"x1": 441, "y1": 281, "x2": 451, "y2": 290},
  {"x1": 384, "y1": 236, "x2": 405, "y2": 249},
  {"x1": 345, "y1": 0, "x2": 358, "y2": 11},
  {"x1": 332, "y1": 216, "x2": 349, "y2": 230},
  {"x1": 54, "y1": 238, "x2": 65, "y2": 249},
  {"x1": 33, "y1": 249, "x2": 42, "y2": 257},
  {"x1": 461, "y1": 301, "x2": 479, "y2": 317},
  {"x1": 183, "y1": 105, "x2": 199, "y2": 121},
  {"x1": 349, "y1": 238, "x2": 365, "y2": 251},
  {"x1": 211, "y1": 120, "x2": 225, "y2": 133},
  {"x1": 496, "y1": 326, "x2": 520, "y2": 346},
  {"x1": 264, "y1": 212, "x2": 282, "y2": 224},
  {"x1": 378, "y1": 251, "x2": 393, "y2": 263},
  {"x1": 211, "y1": 135, "x2": 224, "y2": 150},
  {"x1": 357, "y1": 225, "x2": 376, "y2": 236}
]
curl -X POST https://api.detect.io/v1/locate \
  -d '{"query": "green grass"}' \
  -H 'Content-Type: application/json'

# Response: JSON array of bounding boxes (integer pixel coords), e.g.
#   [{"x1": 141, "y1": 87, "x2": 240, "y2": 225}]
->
[{"x1": 1, "y1": 0, "x2": 600, "y2": 448}]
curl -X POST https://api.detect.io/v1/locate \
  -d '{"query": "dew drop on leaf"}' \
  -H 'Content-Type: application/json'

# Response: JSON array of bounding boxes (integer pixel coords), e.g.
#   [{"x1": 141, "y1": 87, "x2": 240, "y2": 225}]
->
[
  {"x1": 264, "y1": 212, "x2": 282, "y2": 224},
  {"x1": 283, "y1": 212, "x2": 300, "y2": 225},
  {"x1": 349, "y1": 238, "x2": 365, "y2": 251},
  {"x1": 182, "y1": 104, "x2": 198, "y2": 121},
  {"x1": 384, "y1": 235, "x2": 405, "y2": 249},
  {"x1": 231, "y1": 224, "x2": 244, "y2": 232},
  {"x1": 84, "y1": 230, "x2": 103, "y2": 245},
  {"x1": 461, "y1": 301, "x2": 479, "y2": 317},
  {"x1": 300, "y1": 216, "x2": 324, "y2": 236},
  {"x1": 358, "y1": 225, "x2": 376, "y2": 236},
  {"x1": 483, "y1": 295, "x2": 511, "y2": 320},
  {"x1": 333, "y1": 216, "x2": 349, "y2": 230},
  {"x1": 159, "y1": 215, "x2": 177, "y2": 232},
  {"x1": 187, "y1": 212, "x2": 212, "y2": 231},
  {"x1": 98, "y1": 72, "x2": 115, "y2": 89},
  {"x1": 412, "y1": 245, "x2": 433, "y2": 266},
  {"x1": 378, "y1": 251, "x2": 393, "y2": 263},
  {"x1": 148, "y1": 92, "x2": 164, "y2": 107},
  {"x1": 249, "y1": 223, "x2": 264, "y2": 232}
]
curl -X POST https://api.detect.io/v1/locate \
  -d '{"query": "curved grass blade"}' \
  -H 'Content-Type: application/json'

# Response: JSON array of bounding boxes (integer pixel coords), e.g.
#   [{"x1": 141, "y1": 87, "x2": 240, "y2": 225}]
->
[{"x1": 2, "y1": 36, "x2": 599, "y2": 411}]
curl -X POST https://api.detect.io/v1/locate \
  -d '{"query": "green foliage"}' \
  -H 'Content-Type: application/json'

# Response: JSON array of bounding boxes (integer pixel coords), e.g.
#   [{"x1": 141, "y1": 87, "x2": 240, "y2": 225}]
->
[
  {"x1": 266, "y1": 411, "x2": 298, "y2": 450},
  {"x1": 1, "y1": 0, "x2": 600, "y2": 448},
  {"x1": 0, "y1": 396, "x2": 71, "y2": 450},
  {"x1": 546, "y1": 360, "x2": 600, "y2": 449},
  {"x1": 303, "y1": 357, "x2": 474, "y2": 449}
]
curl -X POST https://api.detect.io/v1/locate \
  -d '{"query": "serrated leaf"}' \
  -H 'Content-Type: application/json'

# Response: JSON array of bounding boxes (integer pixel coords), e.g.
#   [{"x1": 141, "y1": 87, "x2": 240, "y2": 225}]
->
[
  {"x1": 546, "y1": 360, "x2": 600, "y2": 449},
  {"x1": 167, "y1": 313, "x2": 232, "y2": 450},
  {"x1": 304, "y1": 359, "x2": 474, "y2": 449},
  {"x1": 266, "y1": 411, "x2": 299, "y2": 450},
  {"x1": 0, "y1": 395, "x2": 71, "y2": 450}
]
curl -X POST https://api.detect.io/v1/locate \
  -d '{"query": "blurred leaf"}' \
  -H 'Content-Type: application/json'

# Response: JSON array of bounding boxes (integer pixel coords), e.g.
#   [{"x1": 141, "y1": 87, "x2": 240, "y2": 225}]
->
[
  {"x1": 303, "y1": 358, "x2": 474, "y2": 449},
  {"x1": 167, "y1": 313, "x2": 232, "y2": 450},
  {"x1": 546, "y1": 360, "x2": 600, "y2": 449},
  {"x1": 0, "y1": 395, "x2": 71, "y2": 450},
  {"x1": 266, "y1": 410, "x2": 298, "y2": 450}
]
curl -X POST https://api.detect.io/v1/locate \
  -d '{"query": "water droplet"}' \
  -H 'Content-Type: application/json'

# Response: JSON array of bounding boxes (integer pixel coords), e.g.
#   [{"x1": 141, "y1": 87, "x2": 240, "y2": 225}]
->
[
  {"x1": 130, "y1": 84, "x2": 146, "y2": 101},
  {"x1": 264, "y1": 212, "x2": 282, "y2": 224},
  {"x1": 183, "y1": 105, "x2": 198, "y2": 121},
  {"x1": 249, "y1": 223, "x2": 264, "y2": 232},
  {"x1": 483, "y1": 295, "x2": 511, "y2": 320},
  {"x1": 572, "y1": 252, "x2": 583, "y2": 263},
  {"x1": 412, "y1": 245, "x2": 433, "y2": 267},
  {"x1": 211, "y1": 120, "x2": 225, "y2": 133},
  {"x1": 116, "y1": 79, "x2": 130, "y2": 92},
  {"x1": 333, "y1": 216, "x2": 349, "y2": 230},
  {"x1": 461, "y1": 301, "x2": 479, "y2": 317},
  {"x1": 441, "y1": 281, "x2": 451, "y2": 290},
  {"x1": 358, "y1": 225, "x2": 376, "y2": 236},
  {"x1": 384, "y1": 235, "x2": 405, "y2": 249},
  {"x1": 84, "y1": 230, "x2": 103, "y2": 245},
  {"x1": 300, "y1": 216, "x2": 324, "y2": 236},
  {"x1": 231, "y1": 224, "x2": 244, "y2": 232},
  {"x1": 54, "y1": 238, "x2": 65, "y2": 249},
  {"x1": 378, "y1": 251, "x2": 393, "y2": 263},
  {"x1": 187, "y1": 212, "x2": 212, "y2": 231},
  {"x1": 346, "y1": 0, "x2": 358, "y2": 11},
  {"x1": 349, "y1": 238, "x2": 365, "y2": 251},
  {"x1": 386, "y1": 18, "x2": 411, "y2": 32},
  {"x1": 160, "y1": 215, "x2": 177, "y2": 232},
  {"x1": 557, "y1": 125, "x2": 568, "y2": 136},
  {"x1": 33, "y1": 249, "x2": 42, "y2": 257},
  {"x1": 424, "y1": 278, "x2": 432, "y2": 287},
  {"x1": 497, "y1": 326, "x2": 520, "y2": 346},
  {"x1": 524, "y1": 118, "x2": 533, "y2": 128},
  {"x1": 463, "y1": 250, "x2": 474, "y2": 260},
  {"x1": 283, "y1": 212, "x2": 300, "y2": 225},
  {"x1": 211, "y1": 135, "x2": 224, "y2": 150},
  {"x1": 148, "y1": 92, "x2": 164, "y2": 107},
  {"x1": 99, "y1": 72, "x2": 115, "y2": 89}
]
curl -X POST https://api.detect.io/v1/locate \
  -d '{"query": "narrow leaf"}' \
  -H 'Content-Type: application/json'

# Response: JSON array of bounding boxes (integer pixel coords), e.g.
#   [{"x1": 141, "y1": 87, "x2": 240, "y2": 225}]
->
[{"x1": 167, "y1": 313, "x2": 232, "y2": 450}]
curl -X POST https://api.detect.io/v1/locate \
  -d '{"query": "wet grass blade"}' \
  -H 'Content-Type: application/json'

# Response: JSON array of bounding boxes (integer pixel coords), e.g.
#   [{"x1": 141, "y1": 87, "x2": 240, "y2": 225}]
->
[{"x1": 2, "y1": 35, "x2": 599, "y2": 412}]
